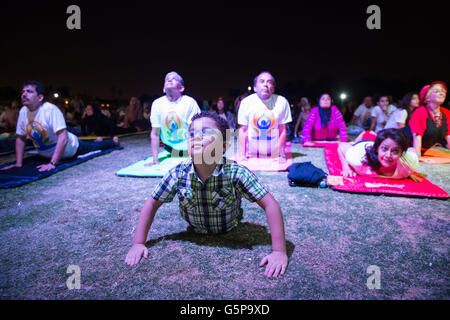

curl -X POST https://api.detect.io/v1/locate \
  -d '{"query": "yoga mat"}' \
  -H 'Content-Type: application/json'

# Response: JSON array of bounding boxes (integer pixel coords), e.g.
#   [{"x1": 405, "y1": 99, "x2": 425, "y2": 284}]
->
[
  {"x1": 323, "y1": 144, "x2": 448, "y2": 199},
  {"x1": 229, "y1": 141, "x2": 293, "y2": 171},
  {"x1": 78, "y1": 130, "x2": 150, "y2": 140},
  {"x1": 420, "y1": 148, "x2": 450, "y2": 164},
  {"x1": 0, "y1": 146, "x2": 123, "y2": 189},
  {"x1": 302, "y1": 141, "x2": 339, "y2": 148},
  {"x1": 116, "y1": 150, "x2": 188, "y2": 177}
]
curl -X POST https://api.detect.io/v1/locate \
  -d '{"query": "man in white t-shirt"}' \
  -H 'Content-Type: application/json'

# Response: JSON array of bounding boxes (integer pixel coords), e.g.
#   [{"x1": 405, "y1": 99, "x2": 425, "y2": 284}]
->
[
  {"x1": 147, "y1": 71, "x2": 201, "y2": 166},
  {"x1": 237, "y1": 71, "x2": 292, "y2": 162},
  {"x1": 351, "y1": 96, "x2": 373, "y2": 129},
  {"x1": 1, "y1": 81, "x2": 119, "y2": 172}
]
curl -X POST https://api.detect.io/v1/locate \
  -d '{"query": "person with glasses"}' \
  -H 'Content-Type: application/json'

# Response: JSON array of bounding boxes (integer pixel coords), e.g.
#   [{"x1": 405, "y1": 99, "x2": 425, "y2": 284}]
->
[
  {"x1": 125, "y1": 111, "x2": 288, "y2": 278},
  {"x1": 146, "y1": 71, "x2": 201, "y2": 166},
  {"x1": 405, "y1": 81, "x2": 449, "y2": 156}
]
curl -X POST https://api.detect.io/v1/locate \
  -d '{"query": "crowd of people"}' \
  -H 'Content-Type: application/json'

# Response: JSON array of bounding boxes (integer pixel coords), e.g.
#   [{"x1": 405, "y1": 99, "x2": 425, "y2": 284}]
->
[{"x1": 1, "y1": 73, "x2": 448, "y2": 279}]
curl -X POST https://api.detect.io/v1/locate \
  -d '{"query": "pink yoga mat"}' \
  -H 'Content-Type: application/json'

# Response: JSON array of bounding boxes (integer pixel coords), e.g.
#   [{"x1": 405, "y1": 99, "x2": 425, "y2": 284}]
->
[
  {"x1": 230, "y1": 141, "x2": 293, "y2": 171},
  {"x1": 302, "y1": 141, "x2": 339, "y2": 148},
  {"x1": 324, "y1": 144, "x2": 448, "y2": 199}
]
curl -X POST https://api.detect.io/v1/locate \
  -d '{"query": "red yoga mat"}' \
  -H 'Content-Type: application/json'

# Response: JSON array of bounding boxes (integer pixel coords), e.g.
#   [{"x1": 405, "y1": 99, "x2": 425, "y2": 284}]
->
[
  {"x1": 302, "y1": 141, "x2": 339, "y2": 148},
  {"x1": 324, "y1": 144, "x2": 448, "y2": 199}
]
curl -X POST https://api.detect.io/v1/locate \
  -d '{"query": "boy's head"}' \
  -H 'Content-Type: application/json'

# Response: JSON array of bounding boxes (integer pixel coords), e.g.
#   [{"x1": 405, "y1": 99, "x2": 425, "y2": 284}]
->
[{"x1": 188, "y1": 111, "x2": 230, "y2": 164}]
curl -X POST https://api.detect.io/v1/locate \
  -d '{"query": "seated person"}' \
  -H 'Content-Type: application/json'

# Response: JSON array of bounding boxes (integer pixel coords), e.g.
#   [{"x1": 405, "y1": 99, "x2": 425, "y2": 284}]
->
[
  {"x1": 404, "y1": 81, "x2": 449, "y2": 156},
  {"x1": 81, "y1": 103, "x2": 136, "y2": 138},
  {"x1": 293, "y1": 100, "x2": 311, "y2": 140},
  {"x1": 301, "y1": 93, "x2": 347, "y2": 144},
  {"x1": 350, "y1": 96, "x2": 373, "y2": 132},
  {"x1": 125, "y1": 111, "x2": 288, "y2": 278},
  {"x1": 370, "y1": 95, "x2": 397, "y2": 133},
  {"x1": 337, "y1": 128, "x2": 419, "y2": 180},
  {"x1": 237, "y1": 71, "x2": 292, "y2": 161},
  {"x1": 213, "y1": 97, "x2": 235, "y2": 130},
  {"x1": 384, "y1": 92, "x2": 419, "y2": 129}
]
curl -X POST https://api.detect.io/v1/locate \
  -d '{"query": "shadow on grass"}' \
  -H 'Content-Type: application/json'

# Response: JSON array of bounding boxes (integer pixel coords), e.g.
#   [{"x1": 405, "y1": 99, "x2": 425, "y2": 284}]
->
[
  {"x1": 291, "y1": 152, "x2": 306, "y2": 158},
  {"x1": 146, "y1": 222, "x2": 295, "y2": 257}
]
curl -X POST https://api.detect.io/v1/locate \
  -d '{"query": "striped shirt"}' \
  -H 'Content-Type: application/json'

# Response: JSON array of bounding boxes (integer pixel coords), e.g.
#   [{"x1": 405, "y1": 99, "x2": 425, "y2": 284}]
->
[
  {"x1": 151, "y1": 157, "x2": 269, "y2": 234},
  {"x1": 301, "y1": 106, "x2": 348, "y2": 142}
]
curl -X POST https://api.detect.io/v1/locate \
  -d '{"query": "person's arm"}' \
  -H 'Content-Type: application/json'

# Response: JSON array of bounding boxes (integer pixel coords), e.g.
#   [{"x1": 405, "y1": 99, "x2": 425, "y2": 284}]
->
[
  {"x1": 301, "y1": 109, "x2": 315, "y2": 144},
  {"x1": 337, "y1": 142, "x2": 356, "y2": 177},
  {"x1": 256, "y1": 193, "x2": 288, "y2": 278},
  {"x1": 125, "y1": 197, "x2": 163, "y2": 266},
  {"x1": 278, "y1": 123, "x2": 287, "y2": 158},
  {"x1": 369, "y1": 116, "x2": 377, "y2": 131},
  {"x1": 412, "y1": 134, "x2": 422, "y2": 157},
  {"x1": 238, "y1": 124, "x2": 248, "y2": 161},
  {"x1": 145, "y1": 127, "x2": 161, "y2": 166},
  {"x1": 36, "y1": 129, "x2": 68, "y2": 172},
  {"x1": 1, "y1": 135, "x2": 26, "y2": 170}
]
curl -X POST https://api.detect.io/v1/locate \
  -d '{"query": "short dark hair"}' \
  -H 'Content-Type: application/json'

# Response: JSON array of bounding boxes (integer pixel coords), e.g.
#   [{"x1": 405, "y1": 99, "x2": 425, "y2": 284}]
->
[
  {"x1": 190, "y1": 111, "x2": 230, "y2": 142},
  {"x1": 23, "y1": 80, "x2": 45, "y2": 96},
  {"x1": 363, "y1": 128, "x2": 409, "y2": 171},
  {"x1": 253, "y1": 71, "x2": 276, "y2": 87}
]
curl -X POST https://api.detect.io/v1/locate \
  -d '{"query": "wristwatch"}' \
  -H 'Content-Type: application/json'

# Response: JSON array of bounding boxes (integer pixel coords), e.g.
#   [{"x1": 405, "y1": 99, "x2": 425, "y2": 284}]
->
[{"x1": 50, "y1": 161, "x2": 57, "y2": 167}]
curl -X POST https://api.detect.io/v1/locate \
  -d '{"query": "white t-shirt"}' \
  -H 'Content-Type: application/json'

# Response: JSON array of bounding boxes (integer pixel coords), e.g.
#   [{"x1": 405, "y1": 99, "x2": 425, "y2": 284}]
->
[
  {"x1": 150, "y1": 95, "x2": 201, "y2": 151},
  {"x1": 237, "y1": 93, "x2": 292, "y2": 155},
  {"x1": 353, "y1": 104, "x2": 370, "y2": 128},
  {"x1": 371, "y1": 105, "x2": 397, "y2": 133},
  {"x1": 384, "y1": 109, "x2": 408, "y2": 129},
  {"x1": 16, "y1": 102, "x2": 79, "y2": 159}
]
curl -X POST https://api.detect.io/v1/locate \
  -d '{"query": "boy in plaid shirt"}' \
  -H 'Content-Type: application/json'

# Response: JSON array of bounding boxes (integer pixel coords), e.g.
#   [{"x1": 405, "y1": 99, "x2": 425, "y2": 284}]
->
[{"x1": 125, "y1": 111, "x2": 288, "y2": 278}]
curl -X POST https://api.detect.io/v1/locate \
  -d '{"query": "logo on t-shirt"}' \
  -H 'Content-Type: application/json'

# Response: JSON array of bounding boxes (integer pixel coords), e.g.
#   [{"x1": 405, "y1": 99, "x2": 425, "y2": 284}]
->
[
  {"x1": 26, "y1": 120, "x2": 56, "y2": 151},
  {"x1": 164, "y1": 111, "x2": 185, "y2": 144},
  {"x1": 251, "y1": 111, "x2": 276, "y2": 141}
]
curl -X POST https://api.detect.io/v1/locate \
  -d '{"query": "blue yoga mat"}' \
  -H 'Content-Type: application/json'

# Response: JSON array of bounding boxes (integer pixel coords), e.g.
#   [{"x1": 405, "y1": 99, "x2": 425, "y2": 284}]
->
[{"x1": 0, "y1": 146, "x2": 123, "y2": 188}]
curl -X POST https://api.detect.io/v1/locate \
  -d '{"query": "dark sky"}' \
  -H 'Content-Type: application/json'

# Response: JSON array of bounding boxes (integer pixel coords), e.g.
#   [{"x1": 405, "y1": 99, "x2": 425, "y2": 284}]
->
[{"x1": 1, "y1": 1, "x2": 449, "y2": 101}]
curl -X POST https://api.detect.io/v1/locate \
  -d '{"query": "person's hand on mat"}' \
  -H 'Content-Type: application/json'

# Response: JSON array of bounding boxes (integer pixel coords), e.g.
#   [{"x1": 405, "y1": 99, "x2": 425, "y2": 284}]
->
[
  {"x1": 37, "y1": 163, "x2": 56, "y2": 172},
  {"x1": 279, "y1": 154, "x2": 286, "y2": 163},
  {"x1": 125, "y1": 243, "x2": 149, "y2": 266},
  {"x1": 0, "y1": 163, "x2": 22, "y2": 170},
  {"x1": 144, "y1": 159, "x2": 159, "y2": 167},
  {"x1": 341, "y1": 166, "x2": 356, "y2": 177},
  {"x1": 302, "y1": 141, "x2": 314, "y2": 147},
  {"x1": 259, "y1": 251, "x2": 288, "y2": 278},
  {"x1": 409, "y1": 174, "x2": 423, "y2": 182}
]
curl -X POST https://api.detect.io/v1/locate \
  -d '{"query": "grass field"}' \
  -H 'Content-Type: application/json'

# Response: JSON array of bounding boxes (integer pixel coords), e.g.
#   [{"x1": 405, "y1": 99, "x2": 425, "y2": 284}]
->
[{"x1": 0, "y1": 134, "x2": 449, "y2": 300}]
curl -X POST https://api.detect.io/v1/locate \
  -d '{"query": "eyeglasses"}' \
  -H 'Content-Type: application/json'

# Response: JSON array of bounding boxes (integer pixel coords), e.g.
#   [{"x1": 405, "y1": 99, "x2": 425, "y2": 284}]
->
[{"x1": 186, "y1": 127, "x2": 221, "y2": 139}]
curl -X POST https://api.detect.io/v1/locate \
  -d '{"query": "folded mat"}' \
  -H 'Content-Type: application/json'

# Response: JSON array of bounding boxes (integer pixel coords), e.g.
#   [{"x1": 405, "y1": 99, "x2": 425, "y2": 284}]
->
[
  {"x1": 302, "y1": 141, "x2": 339, "y2": 148},
  {"x1": 0, "y1": 146, "x2": 123, "y2": 188},
  {"x1": 116, "y1": 150, "x2": 188, "y2": 177},
  {"x1": 324, "y1": 144, "x2": 448, "y2": 199},
  {"x1": 420, "y1": 148, "x2": 450, "y2": 164},
  {"x1": 229, "y1": 141, "x2": 293, "y2": 171}
]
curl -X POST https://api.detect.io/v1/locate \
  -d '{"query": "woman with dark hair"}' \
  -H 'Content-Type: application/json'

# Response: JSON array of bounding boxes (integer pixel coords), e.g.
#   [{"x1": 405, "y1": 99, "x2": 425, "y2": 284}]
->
[
  {"x1": 337, "y1": 128, "x2": 419, "y2": 179},
  {"x1": 301, "y1": 93, "x2": 347, "y2": 144},
  {"x1": 213, "y1": 97, "x2": 235, "y2": 130},
  {"x1": 385, "y1": 92, "x2": 419, "y2": 129}
]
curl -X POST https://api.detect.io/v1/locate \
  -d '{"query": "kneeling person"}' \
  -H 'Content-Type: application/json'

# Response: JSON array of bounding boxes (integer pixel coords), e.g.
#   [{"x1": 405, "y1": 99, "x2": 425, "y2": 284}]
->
[{"x1": 125, "y1": 111, "x2": 288, "y2": 278}]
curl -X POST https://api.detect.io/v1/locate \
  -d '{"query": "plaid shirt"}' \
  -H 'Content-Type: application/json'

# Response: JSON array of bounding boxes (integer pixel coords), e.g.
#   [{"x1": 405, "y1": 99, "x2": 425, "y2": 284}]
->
[{"x1": 151, "y1": 157, "x2": 268, "y2": 234}]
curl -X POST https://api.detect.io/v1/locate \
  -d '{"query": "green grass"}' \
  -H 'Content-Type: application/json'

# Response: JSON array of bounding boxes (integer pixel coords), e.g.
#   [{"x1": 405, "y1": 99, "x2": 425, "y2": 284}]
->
[{"x1": 0, "y1": 134, "x2": 449, "y2": 300}]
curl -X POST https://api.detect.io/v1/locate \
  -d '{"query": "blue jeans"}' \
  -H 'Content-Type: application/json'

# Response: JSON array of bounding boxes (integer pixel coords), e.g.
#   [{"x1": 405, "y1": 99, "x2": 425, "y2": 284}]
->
[{"x1": 76, "y1": 139, "x2": 116, "y2": 156}]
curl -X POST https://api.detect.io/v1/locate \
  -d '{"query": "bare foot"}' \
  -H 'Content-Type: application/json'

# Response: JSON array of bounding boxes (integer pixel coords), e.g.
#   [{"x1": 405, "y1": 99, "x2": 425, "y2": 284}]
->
[
  {"x1": 113, "y1": 136, "x2": 120, "y2": 146},
  {"x1": 95, "y1": 137, "x2": 103, "y2": 142}
]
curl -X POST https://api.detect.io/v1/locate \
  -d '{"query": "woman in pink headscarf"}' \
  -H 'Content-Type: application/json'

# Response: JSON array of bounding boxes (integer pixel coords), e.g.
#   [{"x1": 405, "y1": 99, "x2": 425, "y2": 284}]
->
[{"x1": 405, "y1": 81, "x2": 450, "y2": 156}]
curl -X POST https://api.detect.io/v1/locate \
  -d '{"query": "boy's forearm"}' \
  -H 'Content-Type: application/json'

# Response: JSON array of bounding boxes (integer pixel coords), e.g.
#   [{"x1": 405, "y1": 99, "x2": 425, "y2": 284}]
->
[
  {"x1": 133, "y1": 197, "x2": 161, "y2": 244},
  {"x1": 263, "y1": 196, "x2": 286, "y2": 253}
]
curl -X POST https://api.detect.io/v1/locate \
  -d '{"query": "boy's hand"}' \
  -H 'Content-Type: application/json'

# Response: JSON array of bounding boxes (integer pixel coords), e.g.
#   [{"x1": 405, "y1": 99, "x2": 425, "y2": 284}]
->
[
  {"x1": 125, "y1": 244, "x2": 149, "y2": 266},
  {"x1": 259, "y1": 251, "x2": 288, "y2": 278}
]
